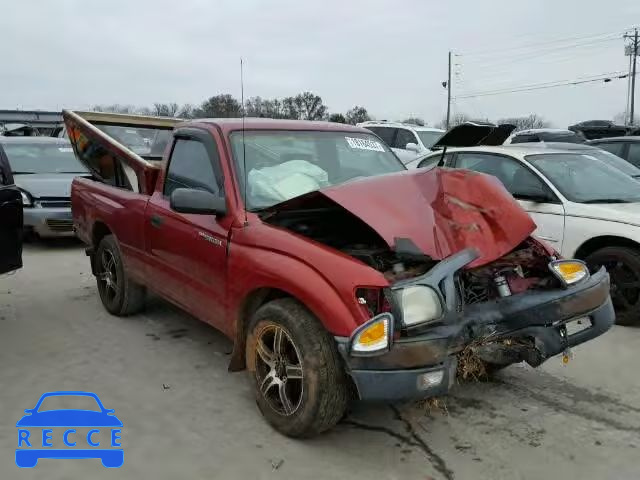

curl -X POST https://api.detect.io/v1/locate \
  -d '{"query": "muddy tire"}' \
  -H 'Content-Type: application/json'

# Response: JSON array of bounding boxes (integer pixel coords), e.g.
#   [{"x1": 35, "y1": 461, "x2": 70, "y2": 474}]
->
[
  {"x1": 246, "y1": 298, "x2": 349, "y2": 438},
  {"x1": 95, "y1": 235, "x2": 146, "y2": 316},
  {"x1": 586, "y1": 247, "x2": 640, "y2": 326}
]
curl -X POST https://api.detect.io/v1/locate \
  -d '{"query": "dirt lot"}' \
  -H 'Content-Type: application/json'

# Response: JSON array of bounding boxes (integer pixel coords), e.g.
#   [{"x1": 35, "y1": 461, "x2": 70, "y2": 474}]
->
[{"x1": 1, "y1": 240, "x2": 639, "y2": 480}]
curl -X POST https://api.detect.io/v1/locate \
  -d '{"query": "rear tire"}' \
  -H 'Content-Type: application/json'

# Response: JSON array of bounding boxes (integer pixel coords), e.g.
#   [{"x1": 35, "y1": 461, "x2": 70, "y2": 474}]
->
[
  {"x1": 245, "y1": 298, "x2": 348, "y2": 438},
  {"x1": 95, "y1": 235, "x2": 146, "y2": 316},
  {"x1": 586, "y1": 246, "x2": 640, "y2": 326}
]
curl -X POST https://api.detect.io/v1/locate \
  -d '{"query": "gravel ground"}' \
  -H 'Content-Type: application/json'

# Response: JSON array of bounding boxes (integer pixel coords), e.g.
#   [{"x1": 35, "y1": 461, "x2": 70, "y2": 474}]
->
[{"x1": 1, "y1": 240, "x2": 639, "y2": 480}]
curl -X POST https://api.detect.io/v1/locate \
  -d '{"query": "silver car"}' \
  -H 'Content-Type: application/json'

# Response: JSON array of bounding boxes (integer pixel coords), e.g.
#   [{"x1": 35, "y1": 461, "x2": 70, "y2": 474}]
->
[{"x1": 0, "y1": 137, "x2": 87, "y2": 238}]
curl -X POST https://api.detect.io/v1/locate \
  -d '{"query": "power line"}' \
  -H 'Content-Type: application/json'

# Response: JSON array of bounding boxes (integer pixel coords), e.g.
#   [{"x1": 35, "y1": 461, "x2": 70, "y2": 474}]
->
[
  {"x1": 460, "y1": 37, "x2": 620, "y2": 68},
  {"x1": 458, "y1": 65, "x2": 627, "y2": 95},
  {"x1": 454, "y1": 72, "x2": 629, "y2": 99},
  {"x1": 459, "y1": 44, "x2": 620, "y2": 85},
  {"x1": 459, "y1": 26, "x2": 637, "y2": 57},
  {"x1": 459, "y1": 71, "x2": 627, "y2": 94}
]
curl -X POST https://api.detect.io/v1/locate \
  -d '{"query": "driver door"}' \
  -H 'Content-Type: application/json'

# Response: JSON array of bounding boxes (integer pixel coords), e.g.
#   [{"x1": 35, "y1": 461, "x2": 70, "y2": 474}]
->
[
  {"x1": 144, "y1": 130, "x2": 231, "y2": 332},
  {"x1": 454, "y1": 152, "x2": 566, "y2": 251},
  {"x1": 0, "y1": 146, "x2": 23, "y2": 274}
]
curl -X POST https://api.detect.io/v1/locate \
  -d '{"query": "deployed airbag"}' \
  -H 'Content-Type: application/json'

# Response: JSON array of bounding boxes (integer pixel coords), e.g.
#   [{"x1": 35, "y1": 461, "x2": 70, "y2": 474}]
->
[{"x1": 249, "y1": 160, "x2": 329, "y2": 203}]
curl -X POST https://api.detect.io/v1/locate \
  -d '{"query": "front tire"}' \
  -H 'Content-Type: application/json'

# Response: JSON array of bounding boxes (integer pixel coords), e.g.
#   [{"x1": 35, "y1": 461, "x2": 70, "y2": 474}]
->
[
  {"x1": 95, "y1": 235, "x2": 146, "y2": 316},
  {"x1": 586, "y1": 246, "x2": 640, "y2": 326},
  {"x1": 245, "y1": 298, "x2": 348, "y2": 438}
]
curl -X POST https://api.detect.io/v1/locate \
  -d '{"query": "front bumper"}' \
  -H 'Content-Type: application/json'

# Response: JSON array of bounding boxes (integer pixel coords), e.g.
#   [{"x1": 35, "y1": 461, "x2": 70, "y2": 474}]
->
[
  {"x1": 337, "y1": 263, "x2": 614, "y2": 402},
  {"x1": 23, "y1": 208, "x2": 74, "y2": 238}
]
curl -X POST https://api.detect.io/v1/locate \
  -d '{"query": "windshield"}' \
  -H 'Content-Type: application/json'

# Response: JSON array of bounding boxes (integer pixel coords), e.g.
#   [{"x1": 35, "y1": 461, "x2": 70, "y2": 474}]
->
[
  {"x1": 417, "y1": 131, "x2": 443, "y2": 149},
  {"x1": 3, "y1": 142, "x2": 87, "y2": 174},
  {"x1": 580, "y1": 149, "x2": 640, "y2": 177},
  {"x1": 230, "y1": 130, "x2": 405, "y2": 210},
  {"x1": 526, "y1": 153, "x2": 640, "y2": 203}
]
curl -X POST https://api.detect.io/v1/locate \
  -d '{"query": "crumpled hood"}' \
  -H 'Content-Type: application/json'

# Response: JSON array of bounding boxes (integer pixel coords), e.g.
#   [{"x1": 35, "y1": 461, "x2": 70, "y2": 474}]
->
[
  {"x1": 14, "y1": 173, "x2": 78, "y2": 198},
  {"x1": 268, "y1": 168, "x2": 536, "y2": 268}
]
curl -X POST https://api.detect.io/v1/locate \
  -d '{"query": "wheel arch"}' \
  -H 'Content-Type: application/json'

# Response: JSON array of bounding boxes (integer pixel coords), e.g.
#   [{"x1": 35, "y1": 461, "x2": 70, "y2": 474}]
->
[
  {"x1": 573, "y1": 235, "x2": 640, "y2": 260},
  {"x1": 228, "y1": 287, "x2": 302, "y2": 372},
  {"x1": 92, "y1": 221, "x2": 112, "y2": 248},
  {"x1": 88, "y1": 221, "x2": 113, "y2": 276}
]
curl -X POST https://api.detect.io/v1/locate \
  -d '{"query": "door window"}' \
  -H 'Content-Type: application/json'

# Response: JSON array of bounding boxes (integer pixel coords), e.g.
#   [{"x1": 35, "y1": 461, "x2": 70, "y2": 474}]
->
[
  {"x1": 456, "y1": 152, "x2": 552, "y2": 200},
  {"x1": 595, "y1": 142, "x2": 625, "y2": 158},
  {"x1": 627, "y1": 143, "x2": 640, "y2": 168},
  {"x1": 418, "y1": 153, "x2": 451, "y2": 169},
  {"x1": 164, "y1": 139, "x2": 222, "y2": 197},
  {"x1": 365, "y1": 127, "x2": 396, "y2": 147},
  {"x1": 393, "y1": 129, "x2": 419, "y2": 149}
]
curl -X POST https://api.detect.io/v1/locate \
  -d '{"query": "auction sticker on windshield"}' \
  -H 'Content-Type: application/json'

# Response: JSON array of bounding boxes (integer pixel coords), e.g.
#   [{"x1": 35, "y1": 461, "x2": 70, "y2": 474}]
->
[{"x1": 345, "y1": 137, "x2": 385, "y2": 152}]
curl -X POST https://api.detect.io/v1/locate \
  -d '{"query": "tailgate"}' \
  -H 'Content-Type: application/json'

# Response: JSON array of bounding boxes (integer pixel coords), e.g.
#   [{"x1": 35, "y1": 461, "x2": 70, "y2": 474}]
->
[{"x1": 62, "y1": 110, "x2": 181, "y2": 194}]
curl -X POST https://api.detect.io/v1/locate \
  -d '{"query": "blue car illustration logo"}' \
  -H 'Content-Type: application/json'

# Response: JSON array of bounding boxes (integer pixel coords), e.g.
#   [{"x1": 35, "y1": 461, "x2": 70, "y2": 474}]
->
[{"x1": 16, "y1": 391, "x2": 123, "y2": 468}]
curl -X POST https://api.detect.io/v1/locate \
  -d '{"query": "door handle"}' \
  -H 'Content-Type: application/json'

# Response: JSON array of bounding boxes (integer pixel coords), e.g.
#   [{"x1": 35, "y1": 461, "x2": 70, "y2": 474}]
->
[{"x1": 150, "y1": 214, "x2": 164, "y2": 228}]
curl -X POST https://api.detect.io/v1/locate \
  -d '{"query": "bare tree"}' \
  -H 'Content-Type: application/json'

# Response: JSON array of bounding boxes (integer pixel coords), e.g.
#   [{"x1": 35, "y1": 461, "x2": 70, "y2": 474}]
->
[
  {"x1": 328, "y1": 113, "x2": 347, "y2": 123},
  {"x1": 178, "y1": 104, "x2": 196, "y2": 118},
  {"x1": 244, "y1": 96, "x2": 266, "y2": 117},
  {"x1": 289, "y1": 92, "x2": 328, "y2": 120},
  {"x1": 92, "y1": 104, "x2": 139, "y2": 114},
  {"x1": 345, "y1": 106, "x2": 371, "y2": 125},
  {"x1": 613, "y1": 111, "x2": 637, "y2": 125},
  {"x1": 435, "y1": 112, "x2": 480, "y2": 129},
  {"x1": 153, "y1": 103, "x2": 180, "y2": 117},
  {"x1": 194, "y1": 94, "x2": 242, "y2": 118},
  {"x1": 497, "y1": 114, "x2": 550, "y2": 131}
]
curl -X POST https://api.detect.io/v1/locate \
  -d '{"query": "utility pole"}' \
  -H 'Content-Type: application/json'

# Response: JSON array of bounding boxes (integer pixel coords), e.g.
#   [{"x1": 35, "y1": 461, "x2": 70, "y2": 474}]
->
[
  {"x1": 446, "y1": 51, "x2": 452, "y2": 129},
  {"x1": 625, "y1": 28, "x2": 639, "y2": 125}
]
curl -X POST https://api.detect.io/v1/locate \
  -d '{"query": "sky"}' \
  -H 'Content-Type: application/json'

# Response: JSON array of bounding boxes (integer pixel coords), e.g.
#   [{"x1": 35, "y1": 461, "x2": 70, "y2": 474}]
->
[{"x1": 2, "y1": 0, "x2": 639, "y2": 127}]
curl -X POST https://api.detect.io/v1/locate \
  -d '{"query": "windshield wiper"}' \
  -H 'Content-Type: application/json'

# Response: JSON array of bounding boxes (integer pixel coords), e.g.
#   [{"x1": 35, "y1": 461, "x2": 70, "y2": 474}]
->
[
  {"x1": 11, "y1": 171, "x2": 35, "y2": 175},
  {"x1": 582, "y1": 198, "x2": 633, "y2": 204}
]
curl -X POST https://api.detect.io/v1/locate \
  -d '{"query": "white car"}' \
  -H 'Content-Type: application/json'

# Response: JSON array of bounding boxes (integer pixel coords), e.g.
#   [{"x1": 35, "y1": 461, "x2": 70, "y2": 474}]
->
[
  {"x1": 412, "y1": 137, "x2": 640, "y2": 326},
  {"x1": 505, "y1": 128, "x2": 585, "y2": 144},
  {"x1": 357, "y1": 121, "x2": 444, "y2": 164}
]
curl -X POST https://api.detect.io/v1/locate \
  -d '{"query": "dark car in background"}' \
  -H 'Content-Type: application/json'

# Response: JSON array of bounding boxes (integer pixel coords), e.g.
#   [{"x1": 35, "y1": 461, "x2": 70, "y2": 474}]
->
[
  {"x1": 568, "y1": 120, "x2": 629, "y2": 140},
  {"x1": 0, "y1": 145, "x2": 23, "y2": 273},
  {"x1": 587, "y1": 137, "x2": 640, "y2": 169},
  {"x1": 0, "y1": 137, "x2": 87, "y2": 238}
]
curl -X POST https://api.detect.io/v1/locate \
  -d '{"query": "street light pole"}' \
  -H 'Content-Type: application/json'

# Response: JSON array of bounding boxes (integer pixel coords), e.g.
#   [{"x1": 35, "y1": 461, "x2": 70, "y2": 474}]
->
[
  {"x1": 446, "y1": 51, "x2": 452, "y2": 129},
  {"x1": 625, "y1": 28, "x2": 639, "y2": 125}
]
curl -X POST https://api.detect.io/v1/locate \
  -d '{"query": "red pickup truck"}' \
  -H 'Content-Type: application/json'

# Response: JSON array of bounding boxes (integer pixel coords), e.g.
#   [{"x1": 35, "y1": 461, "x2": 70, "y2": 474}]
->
[{"x1": 64, "y1": 111, "x2": 614, "y2": 437}]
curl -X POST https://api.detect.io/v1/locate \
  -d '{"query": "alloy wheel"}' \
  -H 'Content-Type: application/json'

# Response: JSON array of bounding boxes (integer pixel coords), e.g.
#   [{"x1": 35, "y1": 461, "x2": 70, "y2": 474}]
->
[
  {"x1": 254, "y1": 325, "x2": 304, "y2": 416},
  {"x1": 98, "y1": 249, "x2": 119, "y2": 302}
]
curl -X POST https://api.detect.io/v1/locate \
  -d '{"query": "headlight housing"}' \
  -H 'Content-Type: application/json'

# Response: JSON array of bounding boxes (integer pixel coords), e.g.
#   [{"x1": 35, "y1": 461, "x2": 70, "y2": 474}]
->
[
  {"x1": 549, "y1": 259, "x2": 589, "y2": 286},
  {"x1": 394, "y1": 285, "x2": 442, "y2": 327},
  {"x1": 350, "y1": 312, "x2": 393, "y2": 356},
  {"x1": 19, "y1": 190, "x2": 33, "y2": 207}
]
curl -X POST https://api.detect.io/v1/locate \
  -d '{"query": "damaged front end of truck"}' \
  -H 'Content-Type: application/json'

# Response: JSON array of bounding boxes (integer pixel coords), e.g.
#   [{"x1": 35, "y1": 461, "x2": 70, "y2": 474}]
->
[{"x1": 260, "y1": 160, "x2": 615, "y2": 401}]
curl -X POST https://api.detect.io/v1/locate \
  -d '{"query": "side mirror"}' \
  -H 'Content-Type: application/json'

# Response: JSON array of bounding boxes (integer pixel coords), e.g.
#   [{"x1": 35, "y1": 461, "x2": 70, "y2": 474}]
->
[
  {"x1": 405, "y1": 142, "x2": 420, "y2": 153},
  {"x1": 170, "y1": 188, "x2": 227, "y2": 216}
]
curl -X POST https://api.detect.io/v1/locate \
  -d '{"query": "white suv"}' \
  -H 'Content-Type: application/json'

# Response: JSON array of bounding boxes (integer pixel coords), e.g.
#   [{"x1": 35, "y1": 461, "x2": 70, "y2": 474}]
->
[{"x1": 357, "y1": 121, "x2": 444, "y2": 164}]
